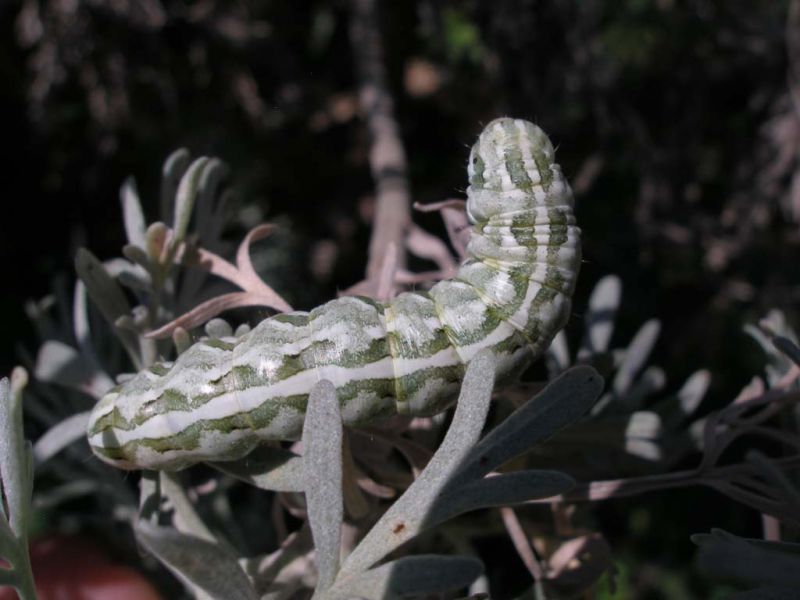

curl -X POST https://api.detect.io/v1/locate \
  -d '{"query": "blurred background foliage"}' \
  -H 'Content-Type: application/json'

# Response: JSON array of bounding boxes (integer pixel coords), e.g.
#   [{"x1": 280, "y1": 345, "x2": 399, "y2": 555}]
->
[{"x1": 1, "y1": 0, "x2": 798, "y2": 597}]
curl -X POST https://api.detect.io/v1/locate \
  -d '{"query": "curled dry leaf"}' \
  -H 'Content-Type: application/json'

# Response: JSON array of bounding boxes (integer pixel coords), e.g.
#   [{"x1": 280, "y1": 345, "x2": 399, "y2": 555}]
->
[
  {"x1": 146, "y1": 224, "x2": 292, "y2": 339},
  {"x1": 414, "y1": 199, "x2": 470, "y2": 260},
  {"x1": 146, "y1": 292, "x2": 289, "y2": 339},
  {"x1": 406, "y1": 224, "x2": 458, "y2": 275}
]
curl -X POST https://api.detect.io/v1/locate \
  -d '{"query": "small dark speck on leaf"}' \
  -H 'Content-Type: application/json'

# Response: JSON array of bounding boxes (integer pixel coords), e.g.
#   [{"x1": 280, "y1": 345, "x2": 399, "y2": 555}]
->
[{"x1": 392, "y1": 522, "x2": 406, "y2": 534}]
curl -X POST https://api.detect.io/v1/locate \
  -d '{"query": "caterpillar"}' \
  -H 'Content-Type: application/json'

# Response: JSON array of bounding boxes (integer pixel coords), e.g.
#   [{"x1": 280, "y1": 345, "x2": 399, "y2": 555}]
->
[{"x1": 87, "y1": 118, "x2": 581, "y2": 470}]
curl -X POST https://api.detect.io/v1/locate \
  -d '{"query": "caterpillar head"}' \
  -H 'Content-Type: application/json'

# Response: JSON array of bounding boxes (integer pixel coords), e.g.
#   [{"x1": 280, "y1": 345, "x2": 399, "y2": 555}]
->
[{"x1": 467, "y1": 118, "x2": 568, "y2": 223}]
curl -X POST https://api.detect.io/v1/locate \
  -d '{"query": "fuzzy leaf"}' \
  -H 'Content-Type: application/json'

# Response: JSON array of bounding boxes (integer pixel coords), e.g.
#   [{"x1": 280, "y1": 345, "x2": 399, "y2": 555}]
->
[
  {"x1": 303, "y1": 379, "x2": 343, "y2": 591},
  {"x1": 453, "y1": 365, "x2": 603, "y2": 484},
  {"x1": 0, "y1": 370, "x2": 31, "y2": 538},
  {"x1": 135, "y1": 520, "x2": 257, "y2": 599},
  {"x1": 772, "y1": 335, "x2": 800, "y2": 367},
  {"x1": 612, "y1": 319, "x2": 660, "y2": 395},
  {"x1": 120, "y1": 177, "x2": 147, "y2": 247},
  {"x1": 34, "y1": 340, "x2": 113, "y2": 398},
  {"x1": 340, "y1": 350, "x2": 496, "y2": 576},
  {"x1": 210, "y1": 447, "x2": 305, "y2": 492},
  {"x1": 33, "y1": 411, "x2": 91, "y2": 465},
  {"x1": 74, "y1": 249, "x2": 140, "y2": 365},
  {"x1": 138, "y1": 470, "x2": 161, "y2": 522},
  {"x1": 578, "y1": 274, "x2": 622, "y2": 360},
  {"x1": 75, "y1": 249, "x2": 132, "y2": 326},
  {"x1": 205, "y1": 318, "x2": 233, "y2": 339},
  {"x1": 327, "y1": 555, "x2": 483, "y2": 599},
  {"x1": 160, "y1": 148, "x2": 191, "y2": 223},
  {"x1": 194, "y1": 158, "x2": 229, "y2": 238},
  {"x1": 678, "y1": 369, "x2": 710, "y2": 415},
  {"x1": 430, "y1": 470, "x2": 573, "y2": 527},
  {"x1": 160, "y1": 472, "x2": 216, "y2": 543},
  {"x1": 172, "y1": 157, "x2": 210, "y2": 248}
]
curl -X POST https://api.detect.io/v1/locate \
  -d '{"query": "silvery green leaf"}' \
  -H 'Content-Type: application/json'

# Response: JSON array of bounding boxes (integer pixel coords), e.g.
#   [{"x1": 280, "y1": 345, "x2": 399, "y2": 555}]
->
[
  {"x1": 0, "y1": 370, "x2": 31, "y2": 537},
  {"x1": 34, "y1": 340, "x2": 113, "y2": 398},
  {"x1": 0, "y1": 370, "x2": 37, "y2": 599},
  {"x1": 122, "y1": 243, "x2": 152, "y2": 270},
  {"x1": 578, "y1": 275, "x2": 622, "y2": 361},
  {"x1": 612, "y1": 319, "x2": 660, "y2": 396},
  {"x1": 72, "y1": 280, "x2": 91, "y2": 351},
  {"x1": 160, "y1": 472, "x2": 216, "y2": 543},
  {"x1": 210, "y1": 446, "x2": 305, "y2": 492},
  {"x1": 453, "y1": 365, "x2": 603, "y2": 484},
  {"x1": 120, "y1": 177, "x2": 147, "y2": 247},
  {"x1": 32, "y1": 479, "x2": 100, "y2": 509},
  {"x1": 75, "y1": 249, "x2": 132, "y2": 325},
  {"x1": 109, "y1": 256, "x2": 152, "y2": 292},
  {"x1": 625, "y1": 411, "x2": 661, "y2": 440},
  {"x1": 194, "y1": 158, "x2": 229, "y2": 239},
  {"x1": 74, "y1": 248, "x2": 141, "y2": 366},
  {"x1": 172, "y1": 156, "x2": 210, "y2": 248},
  {"x1": 620, "y1": 365, "x2": 665, "y2": 407},
  {"x1": 33, "y1": 410, "x2": 91, "y2": 465},
  {"x1": 171, "y1": 327, "x2": 192, "y2": 355},
  {"x1": 145, "y1": 222, "x2": 169, "y2": 261},
  {"x1": 139, "y1": 469, "x2": 161, "y2": 521},
  {"x1": 772, "y1": 335, "x2": 800, "y2": 367},
  {"x1": 135, "y1": 519, "x2": 257, "y2": 600},
  {"x1": 624, "y1": 438, "x2": 661, "y2": 461},
  {"x1": 160, "y1": 147, "x2": 191, "y2": 223},
  {"x1": 430, "y1": 470, "x2": 573, "y2": 526},
  {"x1": 302, "y1": 379, "x2": 343, "y2": 591},
  {"x1": 546, "y1": 330, "x2": 570, "y2": 376},
  {"x1": 326, "y1": 555, "x2": 483, "y2": 599},
  {"x1": 252, "y1": 525, "x2": 314, "y2": 596},
  {"x1": 205, "y1": 318, "x2": 233, "y2": 339},
  {"x1": 339, "y1": 350, "x2": 496, "y2": 576},
  {"x1": 677, "y1": 369, "x2": 710, "y2": 415}
]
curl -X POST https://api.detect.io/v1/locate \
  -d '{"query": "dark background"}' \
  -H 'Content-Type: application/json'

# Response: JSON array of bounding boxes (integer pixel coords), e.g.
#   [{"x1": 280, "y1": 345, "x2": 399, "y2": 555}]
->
[{"x1": 1, "y1": 1, "x2": 797, "y2": 597}]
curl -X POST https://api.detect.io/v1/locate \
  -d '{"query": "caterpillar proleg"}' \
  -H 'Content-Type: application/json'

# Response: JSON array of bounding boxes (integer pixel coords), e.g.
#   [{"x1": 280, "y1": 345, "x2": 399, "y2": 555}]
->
[{"x1": 87, "y1": 118, "x2": 581, "y2": 470}]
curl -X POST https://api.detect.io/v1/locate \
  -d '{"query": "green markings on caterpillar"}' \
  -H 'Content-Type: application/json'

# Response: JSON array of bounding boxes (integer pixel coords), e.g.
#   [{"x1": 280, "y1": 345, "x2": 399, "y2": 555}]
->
[{"x1": 87, "y1": 117, "x2": 582, "y2": 470}]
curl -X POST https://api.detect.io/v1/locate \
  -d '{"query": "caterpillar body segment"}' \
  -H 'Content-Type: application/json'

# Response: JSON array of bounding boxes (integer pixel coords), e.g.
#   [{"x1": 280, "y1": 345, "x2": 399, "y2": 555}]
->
[{"x1": 87, "y1": 118, "x2": 581, "y2": 470}]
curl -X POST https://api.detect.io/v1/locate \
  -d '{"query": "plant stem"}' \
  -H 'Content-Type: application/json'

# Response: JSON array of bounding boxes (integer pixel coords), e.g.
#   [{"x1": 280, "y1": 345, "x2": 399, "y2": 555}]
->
[{"x1": 349, "y1": 0, "x2": 411, "y2": 294}]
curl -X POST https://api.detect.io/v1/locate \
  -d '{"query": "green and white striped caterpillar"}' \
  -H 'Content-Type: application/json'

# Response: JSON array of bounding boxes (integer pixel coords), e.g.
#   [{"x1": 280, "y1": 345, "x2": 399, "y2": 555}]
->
[{"x1": 87, "y1": 118, "x2": 581, "y2": 470}]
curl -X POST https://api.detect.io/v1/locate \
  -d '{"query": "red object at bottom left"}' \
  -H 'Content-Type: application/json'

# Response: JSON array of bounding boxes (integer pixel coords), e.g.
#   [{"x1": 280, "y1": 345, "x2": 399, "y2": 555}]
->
[{"x1": 0, "y1": 534, "x2": 162, "y2": 600}]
